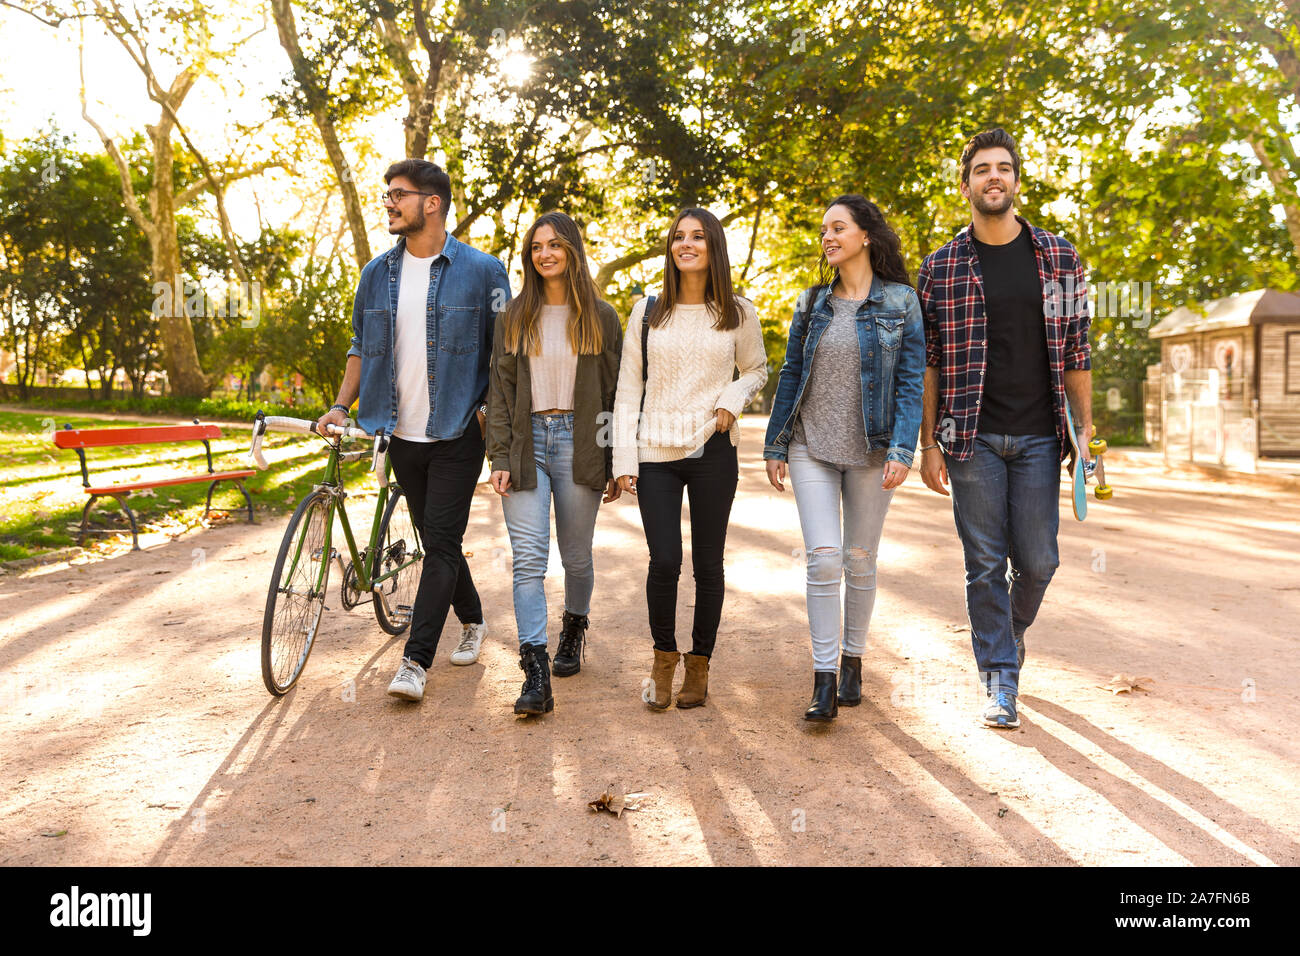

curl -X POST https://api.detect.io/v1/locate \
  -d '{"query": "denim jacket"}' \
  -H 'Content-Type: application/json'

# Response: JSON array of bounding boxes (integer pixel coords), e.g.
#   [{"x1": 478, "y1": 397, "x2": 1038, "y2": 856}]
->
[
  {"x1": 763, "y1": 274, "x2": 925, "y2": 467},
  {"x1": 346, "y1": 233, "x2": 511, "y2": 439}
]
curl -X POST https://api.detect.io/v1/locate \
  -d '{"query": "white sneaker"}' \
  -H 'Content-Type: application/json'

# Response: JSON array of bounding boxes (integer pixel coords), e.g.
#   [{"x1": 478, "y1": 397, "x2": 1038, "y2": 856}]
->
[
  {"x1": 450, "y1": 620, "x2": 488, "y2": 665},
  {"x1": 387, "y1": 657, "x2": 427, "y2": 701}
]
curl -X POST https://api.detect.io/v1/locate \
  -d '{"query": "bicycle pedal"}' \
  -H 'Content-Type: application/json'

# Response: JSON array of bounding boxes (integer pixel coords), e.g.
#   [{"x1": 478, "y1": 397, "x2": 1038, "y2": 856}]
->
[{"x1": 394, "y1": 604, "x2": 413, "y2": 624}]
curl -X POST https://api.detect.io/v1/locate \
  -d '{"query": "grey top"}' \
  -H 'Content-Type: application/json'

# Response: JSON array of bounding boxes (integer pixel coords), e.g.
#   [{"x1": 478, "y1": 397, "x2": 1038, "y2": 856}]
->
[{"x1": 794, "y1": 294, "x2": 870, "y2": 464}]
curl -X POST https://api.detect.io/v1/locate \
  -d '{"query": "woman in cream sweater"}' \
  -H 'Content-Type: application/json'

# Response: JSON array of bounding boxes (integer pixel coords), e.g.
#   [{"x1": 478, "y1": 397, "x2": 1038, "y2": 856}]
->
[{"x1": 612, "y1": 207, "x2": 768, "y2": 710}]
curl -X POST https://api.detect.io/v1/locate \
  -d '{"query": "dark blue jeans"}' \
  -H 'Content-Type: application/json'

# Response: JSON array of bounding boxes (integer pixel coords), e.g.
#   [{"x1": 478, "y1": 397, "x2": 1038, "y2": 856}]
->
[{"x1": 944, "y1": 433, "x2": 1061, "y2": 698}]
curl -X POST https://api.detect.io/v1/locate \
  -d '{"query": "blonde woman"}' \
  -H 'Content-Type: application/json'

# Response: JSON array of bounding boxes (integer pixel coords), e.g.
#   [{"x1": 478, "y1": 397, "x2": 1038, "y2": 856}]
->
[{"x1": 486, "y1": 211, "x2": 622, "y2": 716}]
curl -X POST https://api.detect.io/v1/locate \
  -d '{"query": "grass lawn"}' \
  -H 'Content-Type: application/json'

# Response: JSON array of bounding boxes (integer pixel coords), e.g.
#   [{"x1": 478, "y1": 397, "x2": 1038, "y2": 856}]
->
[{"x1": 0, "y1": 410, "x2": 382, "y2": 563}]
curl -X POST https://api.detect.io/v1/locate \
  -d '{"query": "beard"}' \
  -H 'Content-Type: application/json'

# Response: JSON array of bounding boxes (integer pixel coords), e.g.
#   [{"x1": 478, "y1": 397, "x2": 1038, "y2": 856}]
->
[
  {"x1": 389, "y1": 204, "x2": 427, "y2": 235},
  {"x1": 971, "y1": 186, "x2": 1015, "y2": 216}
]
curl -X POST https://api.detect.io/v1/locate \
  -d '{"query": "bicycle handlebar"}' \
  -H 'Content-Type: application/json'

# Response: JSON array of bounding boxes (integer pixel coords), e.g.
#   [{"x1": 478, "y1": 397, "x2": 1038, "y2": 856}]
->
[{"x1": 247, "y1": 411, "x2": 389, "y2": 487}]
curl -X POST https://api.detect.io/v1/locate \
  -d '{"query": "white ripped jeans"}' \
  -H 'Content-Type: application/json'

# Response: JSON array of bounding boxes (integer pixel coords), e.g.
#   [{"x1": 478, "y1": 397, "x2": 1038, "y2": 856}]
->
[{"x1": 787, "y1": 442, "x2": 895, "y2": 672}]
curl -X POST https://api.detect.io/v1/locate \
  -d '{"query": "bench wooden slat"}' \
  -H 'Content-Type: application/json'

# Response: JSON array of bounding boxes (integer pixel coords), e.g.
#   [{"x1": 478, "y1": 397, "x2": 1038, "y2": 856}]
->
[
  {"x1": 85, "y1": 470, "x2": 255, "y2": 495},
  {"x1": 54, "y1": 424, "x2": 224, "y2": 449}
]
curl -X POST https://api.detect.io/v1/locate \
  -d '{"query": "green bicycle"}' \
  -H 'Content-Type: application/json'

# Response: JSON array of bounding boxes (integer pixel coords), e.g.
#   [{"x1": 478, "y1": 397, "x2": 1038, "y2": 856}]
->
[{"x1": 248, "y1": 410, "x2": 423, "y2": 696}]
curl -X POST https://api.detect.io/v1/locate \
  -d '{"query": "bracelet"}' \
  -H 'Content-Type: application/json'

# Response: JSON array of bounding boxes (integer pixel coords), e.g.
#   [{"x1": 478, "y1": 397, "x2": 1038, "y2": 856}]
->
[
  {"x1": 329, "y1": 403, "x2": 350, "y2": 414},
  {"x1": 920, "y1": 443, "x2": 940, "y2": 452}
]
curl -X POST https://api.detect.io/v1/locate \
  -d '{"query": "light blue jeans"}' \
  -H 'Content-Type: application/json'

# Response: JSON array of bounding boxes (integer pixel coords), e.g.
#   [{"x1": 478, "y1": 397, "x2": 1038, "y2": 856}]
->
[
  {"x1": 500, "y1": 413, "x2": 603, "y2": 647},
  {"x1": 787, "y1": 442, "x2": 895, "y2": 672}
]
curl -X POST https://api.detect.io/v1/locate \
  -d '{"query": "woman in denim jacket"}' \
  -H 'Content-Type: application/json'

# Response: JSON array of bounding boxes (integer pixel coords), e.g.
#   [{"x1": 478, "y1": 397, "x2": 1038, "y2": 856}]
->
[{"x1": 763, "y1": 195, "x2": 925, "y2": 721}]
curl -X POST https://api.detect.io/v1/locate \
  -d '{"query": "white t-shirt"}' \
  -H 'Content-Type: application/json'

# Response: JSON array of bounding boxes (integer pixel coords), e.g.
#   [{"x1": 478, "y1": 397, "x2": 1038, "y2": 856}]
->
[{"x1": 392, "y1": 250, "x2": 438, "y2": 441}]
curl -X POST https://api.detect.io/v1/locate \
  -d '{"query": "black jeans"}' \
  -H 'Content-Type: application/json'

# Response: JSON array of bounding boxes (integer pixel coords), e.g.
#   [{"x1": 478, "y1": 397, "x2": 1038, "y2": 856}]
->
[
  {"x1": 388, "y1": 429, "x2": 485, "y2": 668},
  {"x1": 636, "y1": 432, "x2": 739, "y2": 658}
]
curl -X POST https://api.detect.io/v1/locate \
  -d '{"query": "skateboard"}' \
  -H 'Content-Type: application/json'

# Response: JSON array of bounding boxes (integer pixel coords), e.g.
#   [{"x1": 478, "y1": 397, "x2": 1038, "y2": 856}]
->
[{"x1": 1063, "y1": 401, "x2": 1113, "y2": 521}]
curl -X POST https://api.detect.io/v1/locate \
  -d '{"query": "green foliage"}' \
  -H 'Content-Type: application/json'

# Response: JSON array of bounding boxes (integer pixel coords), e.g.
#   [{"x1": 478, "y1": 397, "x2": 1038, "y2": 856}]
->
[
  {"x1": 0, "y1": 128, "x2": 159, "y2": 398},
  {"x1": 4, "y1": 0, "x2": 1299, "y2": 427},
  {"x1": 254, "y1": 255, "x2": 357, "y2": 406},
  {"x1": 4, "y1": 389, "x2": 306, "y2": 421}
]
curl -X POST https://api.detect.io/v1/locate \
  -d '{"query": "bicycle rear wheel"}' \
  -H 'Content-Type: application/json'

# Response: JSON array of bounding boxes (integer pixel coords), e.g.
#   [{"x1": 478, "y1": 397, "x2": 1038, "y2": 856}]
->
[
  {"x1": 372, "y1": 486, "x2": 423, "y2": 635},
  {"x1": 261, "y1": 490, "x2": 333, "y2": 695}
]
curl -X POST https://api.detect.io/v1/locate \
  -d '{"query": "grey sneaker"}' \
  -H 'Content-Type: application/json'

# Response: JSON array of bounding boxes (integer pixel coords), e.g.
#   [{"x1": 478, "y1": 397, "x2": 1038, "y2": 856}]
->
[
  {"x1": 387, "y1": 657, "x2": 427, "y2": 701},
  {"x1": 450, "y1": 620, "x2": 488, "y2": 665},
  {"x1": 982, "y1": 691, "x2": 1020, "y2": 729}
]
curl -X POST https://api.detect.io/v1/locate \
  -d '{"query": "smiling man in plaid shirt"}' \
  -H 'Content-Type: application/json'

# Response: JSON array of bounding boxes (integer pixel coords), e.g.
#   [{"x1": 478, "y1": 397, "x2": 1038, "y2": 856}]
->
[{"x1": 917, "y1": 128, "x2": 1093, "y2": 730}]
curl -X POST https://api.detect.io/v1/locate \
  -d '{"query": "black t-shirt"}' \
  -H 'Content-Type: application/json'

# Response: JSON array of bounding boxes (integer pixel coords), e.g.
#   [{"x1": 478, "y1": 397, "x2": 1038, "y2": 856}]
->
[{"x1": 972, "y1": 225, "x2": 1055, "y2": 436}]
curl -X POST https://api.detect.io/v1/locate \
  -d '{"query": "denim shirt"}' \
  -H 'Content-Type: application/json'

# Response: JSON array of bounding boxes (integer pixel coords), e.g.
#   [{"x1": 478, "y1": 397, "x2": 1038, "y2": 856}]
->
[
  {"x1": 764, "y1": 274, "x2": 925, "y2": 467},
  {"x1": 347, "y1": 233, "x2": 511, "y2": 439}
]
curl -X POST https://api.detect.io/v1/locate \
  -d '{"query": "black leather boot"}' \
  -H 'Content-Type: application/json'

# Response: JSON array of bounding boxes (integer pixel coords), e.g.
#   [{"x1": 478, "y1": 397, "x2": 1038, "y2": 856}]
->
[
  {"x1": 804, "y1": 671, "x2": 838, "y2": 721},
  {"x1": 837, "y1": 654, "x2": 862, "y2": 706},
  {"x1": 552, "y1": 611, "x2": 589, "y2": 677},
  {"x1": 514, "y1": 644, "x2": 554, "y2": 715}
]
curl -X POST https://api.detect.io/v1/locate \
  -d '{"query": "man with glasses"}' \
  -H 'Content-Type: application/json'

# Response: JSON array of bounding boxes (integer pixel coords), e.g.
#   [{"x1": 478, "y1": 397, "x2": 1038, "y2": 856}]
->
[{"x1": 318, "y1": 159, "x2": 511, "y2": 703}]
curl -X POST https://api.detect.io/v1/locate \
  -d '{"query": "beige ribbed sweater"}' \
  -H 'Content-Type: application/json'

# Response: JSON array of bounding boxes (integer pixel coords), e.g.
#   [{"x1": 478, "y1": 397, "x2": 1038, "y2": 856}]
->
[{"x1": 612, "y1": 296, "x2": 768, "y2": 478}]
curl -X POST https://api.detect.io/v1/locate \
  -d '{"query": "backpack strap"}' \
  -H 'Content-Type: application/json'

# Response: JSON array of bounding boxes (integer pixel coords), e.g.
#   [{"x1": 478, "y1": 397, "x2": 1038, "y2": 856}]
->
[
  {"x1": 639, "y1": 294, "x2": 656, "y2": 412},
  {"x1": 798, "y1": 284, "x2": 825, "y2": 348}
]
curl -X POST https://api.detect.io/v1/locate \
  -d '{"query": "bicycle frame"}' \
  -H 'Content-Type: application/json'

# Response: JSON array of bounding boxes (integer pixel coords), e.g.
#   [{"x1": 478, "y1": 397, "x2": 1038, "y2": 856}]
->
[{"x1": 278, "y1": 436, "x2": 418, "y2": 603}]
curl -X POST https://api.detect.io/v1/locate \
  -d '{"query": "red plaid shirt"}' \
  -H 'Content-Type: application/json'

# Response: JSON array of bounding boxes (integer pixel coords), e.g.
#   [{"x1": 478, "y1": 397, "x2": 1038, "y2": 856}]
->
[{"x1": 917, "y1": 215, "x2": 1091, "y2": 462}]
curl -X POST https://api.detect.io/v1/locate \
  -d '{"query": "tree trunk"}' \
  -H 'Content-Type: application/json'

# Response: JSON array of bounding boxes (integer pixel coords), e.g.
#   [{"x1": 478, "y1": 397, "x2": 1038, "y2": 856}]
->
[
  {"x1": 1248, "y1": 133, "x2": 1300, "y2": 260},
  {"x1": 148, "y1": 120, "x2": 210, "y2": 397},
  {"x1": 272, "y1": 0, "x2": 373, "y2": 267}
]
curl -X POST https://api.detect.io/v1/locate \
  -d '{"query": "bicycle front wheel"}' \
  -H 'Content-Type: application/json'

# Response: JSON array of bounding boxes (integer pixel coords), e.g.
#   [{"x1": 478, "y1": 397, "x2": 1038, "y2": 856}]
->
[
  {"x1": 371, "y1": 486, "x2": 423, "y2": 636},
  {"x1": 261, "y1": 490, "x2": 333, "y2": 695}
]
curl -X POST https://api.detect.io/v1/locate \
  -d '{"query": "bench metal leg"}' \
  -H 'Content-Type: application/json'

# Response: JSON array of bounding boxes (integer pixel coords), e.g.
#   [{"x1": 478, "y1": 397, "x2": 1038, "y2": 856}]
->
[
  {"x1": 205, "y1": 478, "x2": 256, "y2": 525},
  {"x1": 81, "y1": 493, "x2": 141, "y2": 551}
]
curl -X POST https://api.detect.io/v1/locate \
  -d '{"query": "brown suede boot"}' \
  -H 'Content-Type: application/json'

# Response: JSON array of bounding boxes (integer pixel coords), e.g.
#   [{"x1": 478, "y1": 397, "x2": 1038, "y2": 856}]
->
[
  {"x1": 676, "y1": 653, "x2": 710, "y2": 709},
  {"x1": 647, "y1": 649, "x2": 680, "y2": 710}
]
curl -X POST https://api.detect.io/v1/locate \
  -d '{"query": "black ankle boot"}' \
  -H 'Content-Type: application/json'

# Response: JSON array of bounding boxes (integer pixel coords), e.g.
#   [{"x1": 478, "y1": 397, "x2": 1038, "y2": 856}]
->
[
  {"x1": 552, "y1": 610, "x2": 589, "y2": 677},
  {"x1": 837, "y1": 654, "x2": 862, "y2": 706},
  {"x1": 804, "y1": 671, "x2": 838, "y2": 721},
  {"x1": 514, "y1": 644, "x2": 554, "y2": 715}
]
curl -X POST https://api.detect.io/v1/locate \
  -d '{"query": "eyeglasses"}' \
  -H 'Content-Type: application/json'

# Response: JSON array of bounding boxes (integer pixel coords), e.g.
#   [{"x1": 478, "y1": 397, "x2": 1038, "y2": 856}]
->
[{"x1": 380, "y1": 188, "x2": 436, "y2": 206}]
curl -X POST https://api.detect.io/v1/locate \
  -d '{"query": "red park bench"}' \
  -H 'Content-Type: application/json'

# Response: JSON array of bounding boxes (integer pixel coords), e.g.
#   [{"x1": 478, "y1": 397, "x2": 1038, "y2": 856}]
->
[{"x1": 53, "y1": 420, "x2": 256, "y2": 551}]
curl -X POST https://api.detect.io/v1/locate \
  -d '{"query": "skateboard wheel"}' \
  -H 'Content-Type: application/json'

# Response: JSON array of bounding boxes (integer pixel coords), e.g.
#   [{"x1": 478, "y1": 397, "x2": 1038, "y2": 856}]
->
[
  {"x1": 1089, "y1": 437, "x2": 1108, "y2": 456},
  {"x1": 1095, "y1": 485, "x2": 1113, "y2": 500}
]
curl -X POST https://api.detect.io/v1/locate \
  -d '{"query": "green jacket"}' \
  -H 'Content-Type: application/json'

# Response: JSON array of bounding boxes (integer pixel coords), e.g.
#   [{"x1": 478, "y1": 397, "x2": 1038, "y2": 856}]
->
[{"x1": 485, "y1": 301, "x2": 623, "y2": 491}]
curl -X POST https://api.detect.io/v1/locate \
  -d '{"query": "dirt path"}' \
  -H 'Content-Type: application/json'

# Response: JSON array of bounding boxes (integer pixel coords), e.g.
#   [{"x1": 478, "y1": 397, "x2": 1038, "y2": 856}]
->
[{"x1": 2, "y1": 417, "x2": 1297, "y2": 866}]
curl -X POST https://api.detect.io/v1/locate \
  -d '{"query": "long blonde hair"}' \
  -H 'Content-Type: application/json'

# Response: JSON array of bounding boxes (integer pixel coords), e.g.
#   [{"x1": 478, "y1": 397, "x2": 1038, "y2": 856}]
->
[{"x1": 503, "y1": 211, "x2": 604, "y2": 355}]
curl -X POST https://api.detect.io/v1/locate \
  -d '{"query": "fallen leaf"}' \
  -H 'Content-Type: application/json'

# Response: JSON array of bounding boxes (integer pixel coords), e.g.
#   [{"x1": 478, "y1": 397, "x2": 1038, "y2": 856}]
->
[
  {"x1": 41, "y1": 830, "x2": 68, "y2": 837},
  {"x1": 587, "y1": 787, "x2": 647, "y2": 818},
  {"x1": 1099, "y1": 673, "x2": 1154, "y2": 695},
  {"x1": 945, "y1": 623, "x2": 971, "y2": 632}
]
